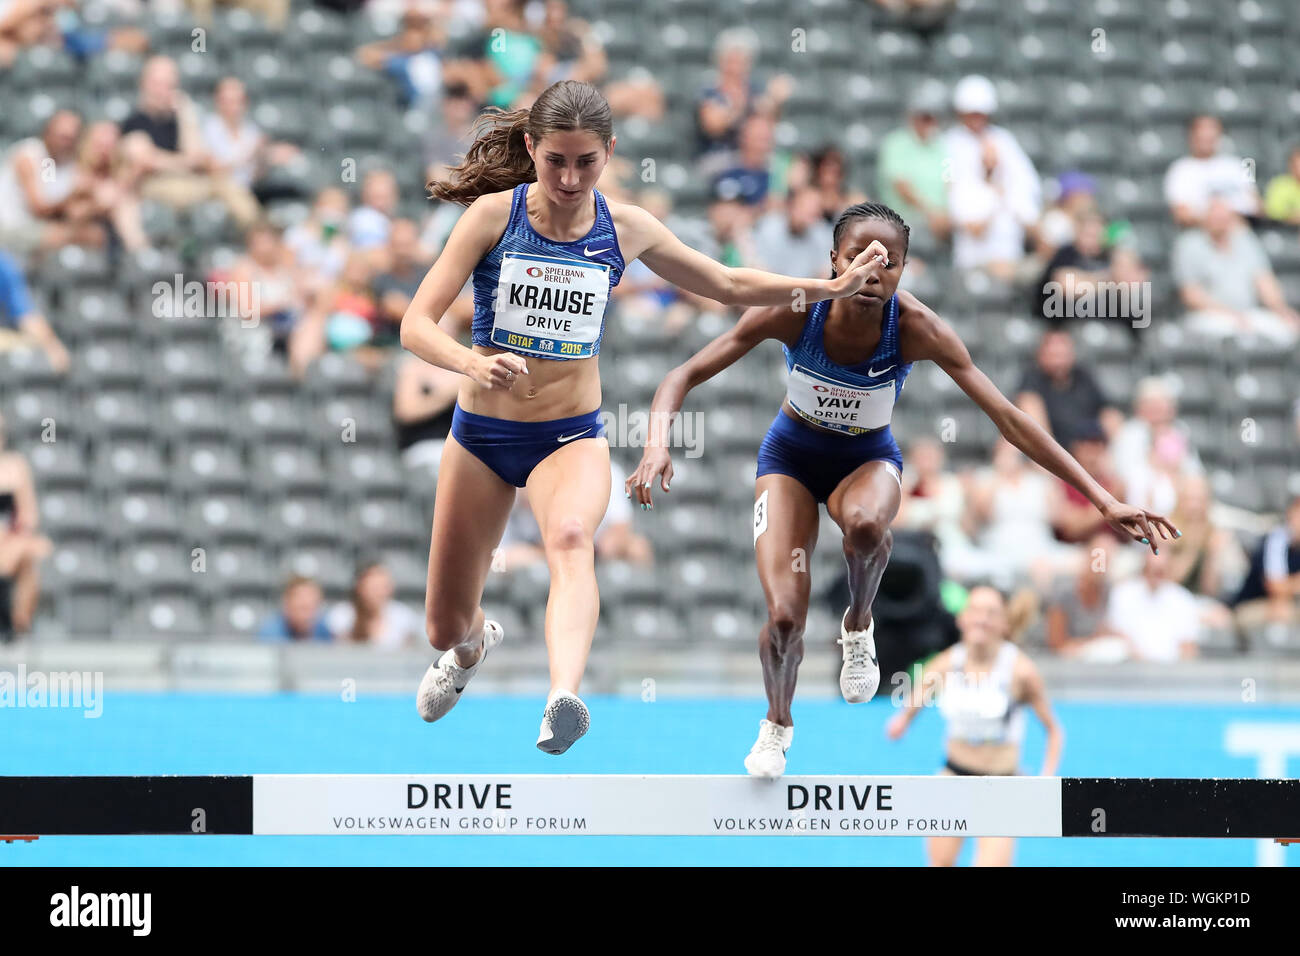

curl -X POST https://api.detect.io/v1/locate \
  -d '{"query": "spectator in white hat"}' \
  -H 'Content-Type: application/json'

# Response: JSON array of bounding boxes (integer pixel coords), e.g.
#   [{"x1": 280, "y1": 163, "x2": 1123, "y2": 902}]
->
[{"x1": 944, "y1": 75, "x2": 1041, "y2": 282}]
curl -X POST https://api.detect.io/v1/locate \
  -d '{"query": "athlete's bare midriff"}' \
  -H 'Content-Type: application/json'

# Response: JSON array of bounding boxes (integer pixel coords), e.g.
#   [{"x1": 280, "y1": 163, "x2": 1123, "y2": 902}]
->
[
  {"x1": 945, "y1": 739, "x2": 1020, "y2": 775},
  {"x1": 458, "y1": 345, "x2": 603, "y2": 421}
]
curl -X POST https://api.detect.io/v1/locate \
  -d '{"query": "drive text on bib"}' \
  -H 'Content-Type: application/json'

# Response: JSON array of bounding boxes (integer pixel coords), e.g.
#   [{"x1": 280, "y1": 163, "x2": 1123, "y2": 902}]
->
[{"x1": 785, "y1": 364, "x2": 896, "y2": 434}]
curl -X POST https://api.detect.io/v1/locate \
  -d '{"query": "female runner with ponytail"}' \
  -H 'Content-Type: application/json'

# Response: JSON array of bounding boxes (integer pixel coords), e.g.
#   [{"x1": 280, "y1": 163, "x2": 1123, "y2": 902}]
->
[{"x1": 402, "y1": 80, "x2": 884, "y2": 754}]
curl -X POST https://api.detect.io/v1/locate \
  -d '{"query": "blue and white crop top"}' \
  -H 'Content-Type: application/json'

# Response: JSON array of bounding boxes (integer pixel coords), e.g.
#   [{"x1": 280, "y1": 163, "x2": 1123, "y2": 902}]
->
[
  {"x1": 939, "y1": 642, "x2": 1026, "y2": 747},
  {"x1": 782, "y1": 293, "x2": 912, "y2": 435},
  {"x1": 470, "y1": 182, "x2": 625, "y2": 360}
]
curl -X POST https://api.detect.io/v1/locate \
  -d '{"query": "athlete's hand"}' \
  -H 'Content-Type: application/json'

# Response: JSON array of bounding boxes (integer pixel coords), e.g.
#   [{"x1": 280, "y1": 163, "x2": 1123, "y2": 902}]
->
[
  {"x1": 626, "y1": 445, "x2": 673, "y2": 510},
  {"x1": 885, "y1": 712, "x2": 908, "y2": 741},
  {"x1": 469, "y1": 352, "x2": 529, "y2": 390},
  {"x1": 1100, "y1": 499, "x2": 1180, "y2": 554},
  {"x1": 829, "y1": 240, "x2": 889, "y2": 298}
]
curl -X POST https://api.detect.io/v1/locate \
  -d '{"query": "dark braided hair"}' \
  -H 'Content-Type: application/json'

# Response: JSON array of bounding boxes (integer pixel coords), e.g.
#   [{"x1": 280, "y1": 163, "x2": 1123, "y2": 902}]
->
[{"x1": 829, "y1": 201, "x2": 910, "y2": 277}]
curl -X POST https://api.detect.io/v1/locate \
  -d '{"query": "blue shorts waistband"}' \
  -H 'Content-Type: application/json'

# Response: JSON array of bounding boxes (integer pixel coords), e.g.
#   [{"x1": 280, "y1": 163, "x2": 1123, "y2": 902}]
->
[{"x1": 450, "y1": 404, "x2": 603, "y2": 438}]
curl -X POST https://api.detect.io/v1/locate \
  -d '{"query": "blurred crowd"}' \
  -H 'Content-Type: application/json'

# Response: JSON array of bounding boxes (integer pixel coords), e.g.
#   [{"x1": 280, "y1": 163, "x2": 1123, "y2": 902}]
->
[{"x1": 1, "y1": 0, "x2": 1298, "y2": 652}]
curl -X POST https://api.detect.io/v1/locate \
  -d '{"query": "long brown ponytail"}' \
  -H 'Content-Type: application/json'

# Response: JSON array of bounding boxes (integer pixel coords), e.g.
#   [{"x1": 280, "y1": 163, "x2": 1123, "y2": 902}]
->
[{"x1": 428, "y1": 80, "x2": 614, "y2": 206}]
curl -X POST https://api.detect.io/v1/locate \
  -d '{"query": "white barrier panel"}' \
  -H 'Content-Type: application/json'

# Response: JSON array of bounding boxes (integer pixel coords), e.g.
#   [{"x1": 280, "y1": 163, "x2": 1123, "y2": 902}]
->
[{"x1": 251, "y1": 774, "x2": 1064, "y2": 837}]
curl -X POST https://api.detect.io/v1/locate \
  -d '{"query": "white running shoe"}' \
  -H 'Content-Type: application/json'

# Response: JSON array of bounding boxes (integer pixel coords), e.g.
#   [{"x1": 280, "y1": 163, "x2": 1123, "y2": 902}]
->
[
  {"x1": 536, "y1": 691, "x2": 590, "y2": 755},
  {"x1": 837, "y1": 610, "x2": 880, "y2": 703},
  {"x1": 416, "y1": 620, "x2": 504, "y2": 723},
  {"x1": 744, "y1": 719, "x2": 793, "y2": 778}
]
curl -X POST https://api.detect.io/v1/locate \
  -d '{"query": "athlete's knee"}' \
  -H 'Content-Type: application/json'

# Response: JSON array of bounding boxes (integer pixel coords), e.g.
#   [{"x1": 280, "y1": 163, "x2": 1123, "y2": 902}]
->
[
  {"x1": 842, "y1": 507, "x2": 892, "y2": 556},
  {"x1": 543, "y1": 516, "x2": 594, "y2": 557},
  {"x1": 765, "y1": 599, "x2": 807, "y2": 650}
]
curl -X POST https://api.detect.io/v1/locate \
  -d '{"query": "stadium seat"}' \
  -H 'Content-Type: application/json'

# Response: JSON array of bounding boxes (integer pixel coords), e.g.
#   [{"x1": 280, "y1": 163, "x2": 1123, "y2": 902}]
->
[
  {"x1": 83, "y1": 389, "x2": 156, "y2": 441},
  {"x1": 210, "y1": 595, "x2": 276, "y2": 640},
  {"x1": 59, "y1": 583, "x2": 118, "y2": 638},
  {"x1": 169, "y1": 440, "x2": 249, "y2": 495},
  {"x1": 114, "y1": 540, "x2": 195, "y2": 598},
  {"x1": 117, "y1": 594, "x2": 208, "y2": 638},
  {"x1": 90, "y1": 440, "x2": 170, "y2": 493},
  {"x1": 155, "y1": 389, "x2": 238, "y2": 445},
  {"x1": 39, "y1": 491, "x2": 102, "y2": 541},
  {"x1": 104, "y1": 490, "x2": 184, "y2": 544},
  {"x1": 344, "y1": 497, "x2": 429, "y2": 553},
  {"x1": 278, "y1": 546, "x2": 356, "y2": 596},
  {"x1": 262, "y1": 494, "x2": 346, "y2": 549},
  {"x1": 185, "y1": 492, "x2": 267, "y2": 547},
  {"x1": 27, "y1": 441, "x2": 89, "y2": 492},
  {"x1": 199, "y1": 542, "x2": 278, "y2": 599},
  {"x1": 250, "y1": 443, "x2": 330, "y2": 497}
]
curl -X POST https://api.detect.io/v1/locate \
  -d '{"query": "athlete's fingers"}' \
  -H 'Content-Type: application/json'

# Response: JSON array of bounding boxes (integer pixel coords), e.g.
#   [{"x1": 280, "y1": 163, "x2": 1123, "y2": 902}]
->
[
  {"x1": 1111, "y1": 516, "x2": 1140, "y2": 543},
  {"x1": 626, "y1": 469, "x2": 648, "y2": 500},
  {"x1": 1122, "y1": 513, "x2": 1157, "y2": 553},
  {"x1": 623, "y1": 471, "x2": 638, "y2": 499},
  {"x1": 1146, "y1": 512, "x2": 1176, "y2": 540},
  {"x1": 646, "y1": 466, "x2": 661, "y2": 508},
  {"x1": 847, "y1": 247, "x2": 875, "y2": 272},
  {"x1": 661, "y1": 460, "x2": 674, "y2": 493},
  {"x1": 489, "y1": 358, "x2": 517, "y2": 388},
  {"x1": 1152, "y1": 513, "x2": 1181, "y2": 540},
  {"x1": 628, "y1": 468, "x2": 646, "y2": 505},
  {"x1": 1137, "y1": 513, "x2": 1158, "y2": 553},
  {"x1": 503, "y1": 355, "x2": 529, "y2": 376},
  {"x1": 645, "y1": 463, "x2": 665, "y2": 509},
  {"x1": 847, "y1": 241, "x2": 888, "y2": 272}
]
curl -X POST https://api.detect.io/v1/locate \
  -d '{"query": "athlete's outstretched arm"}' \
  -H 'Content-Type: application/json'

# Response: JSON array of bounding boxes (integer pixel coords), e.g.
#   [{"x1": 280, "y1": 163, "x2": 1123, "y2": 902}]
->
[
  {"x1": 898, "y1": 292, "x2": 1179, "y2": 553},
  {"x1": 1018, "y1": 658, "x2": 1064, "y2": 776},
  {"x1": 625, "y1": 304, "x2": 802, "y2": 506},
  {"x1": 885, "y1": 648, "x2": 952, "y2": 741},
  {"x1": 623, "y1": 205, "x2": 886, "y2": 307},
  {"x1": 398, "y1": 193, "x2": 528, "y2": 390}
]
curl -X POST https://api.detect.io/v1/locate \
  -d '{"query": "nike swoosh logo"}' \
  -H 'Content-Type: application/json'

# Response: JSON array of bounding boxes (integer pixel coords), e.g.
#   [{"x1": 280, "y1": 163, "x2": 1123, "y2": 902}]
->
[
  {"x1": 557, "y1": 428, "x2": 592, "y2": 443},
  {"x1": 455, "y1": 685, "x2": 465, "y2": 695},
  {"x1": 583, "y1": 245, "x2": 612, "y2": 256},
  {"x1": 867, "y1": 365, "x2": 894, "y2": 377},
  {"x1": 869, "y1": 652, "x2": 878, "y2": 667}
]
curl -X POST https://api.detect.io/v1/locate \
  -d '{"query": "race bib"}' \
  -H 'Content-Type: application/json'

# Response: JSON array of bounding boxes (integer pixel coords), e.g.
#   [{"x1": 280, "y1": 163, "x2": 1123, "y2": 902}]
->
[
  {"x1": 785, "y1": 364, "x2": 896, "y2": 434},
  {"x1": 753, "y1": 488, "x2": 769, "y2": 545},
  {"x1": 491, "y1": 251, "x2": 609, "y2": 358},
  {"x1": 941, "y1": 681, "x2": 1013, "y2": 743}
]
